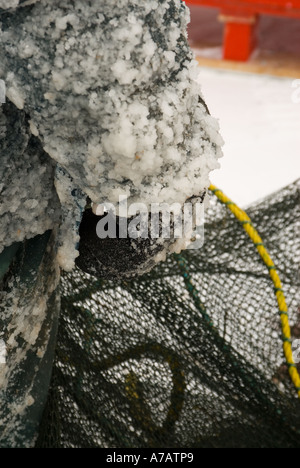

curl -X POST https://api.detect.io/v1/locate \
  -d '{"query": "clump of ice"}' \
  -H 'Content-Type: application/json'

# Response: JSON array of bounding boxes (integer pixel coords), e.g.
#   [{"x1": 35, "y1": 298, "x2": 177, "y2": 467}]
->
[
  {"x1": 0, "y1": 0, "x2": 223, "y2": 271},
  {"x1": 0, "y1": 0, "x2": 40, "y2": 10},
  {"x1": 0, "y1": 103, "x2": 60, "y2": 255},
  {"x1": 54, "y1": 165, "x2": 86, "y2": 271}
]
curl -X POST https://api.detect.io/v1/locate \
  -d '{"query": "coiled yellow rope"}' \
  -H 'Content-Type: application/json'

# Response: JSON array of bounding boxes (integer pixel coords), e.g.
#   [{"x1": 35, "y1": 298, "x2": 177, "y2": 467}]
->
[{"x1": 209, "y1": 184, "x2": 300, "y2": 399}]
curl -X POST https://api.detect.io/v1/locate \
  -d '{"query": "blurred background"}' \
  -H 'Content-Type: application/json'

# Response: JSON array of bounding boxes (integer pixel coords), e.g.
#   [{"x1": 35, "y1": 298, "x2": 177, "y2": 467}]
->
[{"x1": 186, "y1": 2, "x2": 300, "y2": 206}]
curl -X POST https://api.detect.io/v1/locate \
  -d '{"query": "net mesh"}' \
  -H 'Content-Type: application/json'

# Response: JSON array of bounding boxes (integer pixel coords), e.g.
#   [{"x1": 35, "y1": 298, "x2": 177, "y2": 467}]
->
[{"x1": 36, "y1": 179, "x2": 300, "y2": 448}]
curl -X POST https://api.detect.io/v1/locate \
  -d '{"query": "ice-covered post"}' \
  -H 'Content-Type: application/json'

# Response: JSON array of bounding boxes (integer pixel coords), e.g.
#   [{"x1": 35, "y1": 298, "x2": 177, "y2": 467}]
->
[{"x1": 0, "y1": 0, "x2": 222, "y2": 447}]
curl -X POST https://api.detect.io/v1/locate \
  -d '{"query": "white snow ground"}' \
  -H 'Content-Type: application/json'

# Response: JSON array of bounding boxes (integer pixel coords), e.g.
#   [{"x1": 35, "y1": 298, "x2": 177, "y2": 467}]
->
[{"x1": 197, "y1": 67, "x2": 300, "y2": 207}]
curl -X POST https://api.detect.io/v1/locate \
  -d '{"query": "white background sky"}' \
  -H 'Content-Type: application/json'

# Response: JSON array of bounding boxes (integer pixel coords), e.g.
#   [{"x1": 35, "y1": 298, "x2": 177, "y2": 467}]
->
[{"x1": 197, "y1": 67, "x2": 300, "y2": 207}]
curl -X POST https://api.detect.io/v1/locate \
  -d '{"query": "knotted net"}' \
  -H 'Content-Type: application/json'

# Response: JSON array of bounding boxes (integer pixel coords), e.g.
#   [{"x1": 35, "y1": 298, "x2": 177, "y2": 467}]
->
[{"x1": 35, "y1": 179, "x2": 300, "y2": 448}]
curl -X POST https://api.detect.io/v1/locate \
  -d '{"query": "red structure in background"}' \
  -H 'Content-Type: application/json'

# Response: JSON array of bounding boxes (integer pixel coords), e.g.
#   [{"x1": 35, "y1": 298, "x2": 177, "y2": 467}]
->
[{"x1": 185, "y1": 0, "x2": 300, "y2": 61}]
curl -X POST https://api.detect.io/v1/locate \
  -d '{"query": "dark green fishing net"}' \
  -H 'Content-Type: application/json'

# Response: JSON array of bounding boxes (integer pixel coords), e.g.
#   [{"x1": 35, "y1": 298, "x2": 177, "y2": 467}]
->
[{"x1": 34, "y1": 180, "x2": 300, "y2": 448}]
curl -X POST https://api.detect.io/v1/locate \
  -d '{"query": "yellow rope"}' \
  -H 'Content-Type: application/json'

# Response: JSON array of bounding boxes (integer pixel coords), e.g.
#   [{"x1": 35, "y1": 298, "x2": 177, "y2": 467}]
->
[{"x1": 209, "y1": 184, "x2": 300, "y2": 399}]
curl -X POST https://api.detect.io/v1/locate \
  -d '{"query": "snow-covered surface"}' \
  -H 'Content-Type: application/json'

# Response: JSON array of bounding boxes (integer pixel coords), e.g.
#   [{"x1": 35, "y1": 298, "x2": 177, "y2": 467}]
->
[
  {"x1": 197, "y1": 67, "x2": 300, "y2": 207},
  {"x1": 193, "y1": 46, "x2": 222, "y2": 60},
  {"x1": 0, "y1": 0, "x2": 222, "y2": 270}
]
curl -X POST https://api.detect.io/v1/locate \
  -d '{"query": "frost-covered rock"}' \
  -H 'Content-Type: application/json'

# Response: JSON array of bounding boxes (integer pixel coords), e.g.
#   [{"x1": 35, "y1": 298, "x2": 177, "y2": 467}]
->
[{"x1": 0, "y1": 0, "x2": 223, "y2": 273}]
